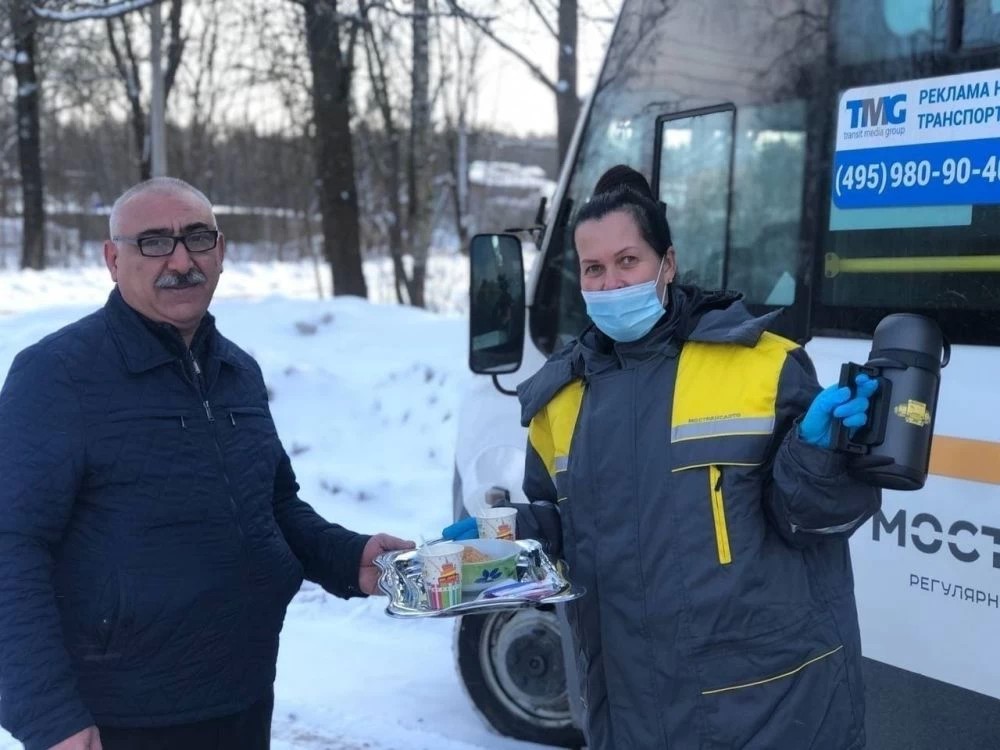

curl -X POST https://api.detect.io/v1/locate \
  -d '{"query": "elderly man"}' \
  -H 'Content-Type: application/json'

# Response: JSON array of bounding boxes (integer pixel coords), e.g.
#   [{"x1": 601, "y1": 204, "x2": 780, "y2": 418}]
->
[{"x1": 0, "y1": 178, "x2": 413, "y2": 750}]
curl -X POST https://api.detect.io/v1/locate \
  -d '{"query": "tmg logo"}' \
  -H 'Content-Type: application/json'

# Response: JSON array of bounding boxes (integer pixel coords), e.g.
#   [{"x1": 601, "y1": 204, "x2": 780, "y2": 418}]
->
[{"x1": 845, "y1": 94, "x2": 907, "y2": 128}]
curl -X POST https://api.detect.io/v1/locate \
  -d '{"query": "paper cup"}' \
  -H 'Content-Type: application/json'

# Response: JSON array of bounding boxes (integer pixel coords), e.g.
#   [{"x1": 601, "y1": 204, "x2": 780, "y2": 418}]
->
[
  {"x1": 418, "y1": 542, "x2": 464, "y2": 609},
  {"x1": 475, "y1": 507, "x2": 517, "y2": 541}
]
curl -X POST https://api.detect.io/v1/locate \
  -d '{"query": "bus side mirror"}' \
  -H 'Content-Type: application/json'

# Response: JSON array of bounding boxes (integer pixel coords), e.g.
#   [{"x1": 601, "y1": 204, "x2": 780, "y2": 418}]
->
[{"x1": 469, "y1": 233, "x2": 526, "y2": 375}]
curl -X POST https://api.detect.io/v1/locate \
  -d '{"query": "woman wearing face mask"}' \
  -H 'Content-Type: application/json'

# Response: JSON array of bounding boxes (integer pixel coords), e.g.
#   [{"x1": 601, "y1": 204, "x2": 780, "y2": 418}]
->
[{"x1": 516, "y1": 165, "x2": 881, "y2": 749}]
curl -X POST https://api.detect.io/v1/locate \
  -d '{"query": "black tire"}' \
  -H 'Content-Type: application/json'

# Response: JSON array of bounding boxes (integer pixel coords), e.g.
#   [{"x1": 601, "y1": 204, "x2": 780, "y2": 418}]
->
[{"x1": 455, "y1": 609, "x2": 585, "y2": 749}]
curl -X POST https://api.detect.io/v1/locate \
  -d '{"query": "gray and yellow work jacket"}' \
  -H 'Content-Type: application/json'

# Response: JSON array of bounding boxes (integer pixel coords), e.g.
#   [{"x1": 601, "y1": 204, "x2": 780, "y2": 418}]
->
[{"x1": 518, "y1": 285, "x2": 880, "y2": 750}]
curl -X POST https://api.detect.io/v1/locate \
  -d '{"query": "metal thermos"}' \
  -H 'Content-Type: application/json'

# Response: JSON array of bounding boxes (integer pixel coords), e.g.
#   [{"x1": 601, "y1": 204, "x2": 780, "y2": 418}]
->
[{"x1": 833, "y1": 314, "x2": 949, "y2": 491}]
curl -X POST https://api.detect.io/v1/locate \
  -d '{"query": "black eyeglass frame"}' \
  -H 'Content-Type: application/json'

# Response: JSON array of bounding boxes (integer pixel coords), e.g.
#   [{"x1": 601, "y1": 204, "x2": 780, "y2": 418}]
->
[{"x1": 112, "y1": 229, "x2": 221, "y2": 258}]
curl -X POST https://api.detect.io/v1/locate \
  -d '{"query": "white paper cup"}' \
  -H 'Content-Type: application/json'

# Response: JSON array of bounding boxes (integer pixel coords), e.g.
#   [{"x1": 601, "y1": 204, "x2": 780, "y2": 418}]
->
[
  {"x1": 418, "y1": 541, "x2": 464, "y2": 609},
  {"x1": 475, "y1": 507, "x2": 517, "y2": 541}
]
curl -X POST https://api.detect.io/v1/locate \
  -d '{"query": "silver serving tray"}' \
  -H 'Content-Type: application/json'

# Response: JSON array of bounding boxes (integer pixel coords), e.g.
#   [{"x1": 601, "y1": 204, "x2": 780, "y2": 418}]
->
[{"x1": 375, "y1": 538, "x2": 585, "y2": 618}]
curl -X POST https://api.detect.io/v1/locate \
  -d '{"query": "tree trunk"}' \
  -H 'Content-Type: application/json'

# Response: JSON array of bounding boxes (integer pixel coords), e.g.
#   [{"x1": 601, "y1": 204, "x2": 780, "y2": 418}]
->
[
  {"x1": 11, "y1": 0, "x2": 45, "y2": 270},
  {"x1": 106, "y1": 15, "x2": 151, "y2": 180},
  {"x1": 360, "y1": 12, "x2": 414, "y2": 304},
  {"x1": 304, "y1": 0, "x2": 367, "y2": 298},
  {"x1": 386, "y1": 133, "x2": 410, "y2": 304},
  {"x1": 447, "y1": 112, "x2": 470, "y2": 253},
  {"x1": 556, "y1": 0, "x2": 579, "y2": 166},
  {"x1": 456, "y1": 118, "x2": 469, "y2": 246},
  {"x1": 407, "y1": 0, "x2": 431, "y2": 308}
]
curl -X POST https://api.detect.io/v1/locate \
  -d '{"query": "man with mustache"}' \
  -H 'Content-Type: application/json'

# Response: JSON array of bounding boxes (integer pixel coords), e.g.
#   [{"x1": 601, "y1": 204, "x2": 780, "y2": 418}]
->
[{"x1": 0, "y1": 178, "x2": 414, "y2": 750}]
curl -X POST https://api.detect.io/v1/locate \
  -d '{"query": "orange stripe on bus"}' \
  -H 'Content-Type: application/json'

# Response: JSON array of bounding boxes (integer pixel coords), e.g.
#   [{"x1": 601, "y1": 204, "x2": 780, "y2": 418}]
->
[{"x1": 929, "y1": 436, "x2": 1000, "y2": 486}]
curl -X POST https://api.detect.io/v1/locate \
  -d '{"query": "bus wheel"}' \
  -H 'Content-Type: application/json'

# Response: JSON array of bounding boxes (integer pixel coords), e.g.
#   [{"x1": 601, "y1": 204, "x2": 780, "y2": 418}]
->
[{"x1": 455, "y1": 609, "x2": 585, "y2": 749}]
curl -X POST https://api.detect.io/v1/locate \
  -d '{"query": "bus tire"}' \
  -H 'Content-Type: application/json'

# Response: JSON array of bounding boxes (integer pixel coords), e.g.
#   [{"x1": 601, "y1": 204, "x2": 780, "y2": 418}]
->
[{"x1": 455, "y1": 610, "x2": 585, "y2": 749}]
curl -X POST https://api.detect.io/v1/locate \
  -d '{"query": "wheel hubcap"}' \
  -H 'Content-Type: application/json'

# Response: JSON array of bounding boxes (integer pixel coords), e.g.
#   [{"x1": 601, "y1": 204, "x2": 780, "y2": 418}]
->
[{"x1": 479, "y1": 609, "x2": 573, "y2": 727}]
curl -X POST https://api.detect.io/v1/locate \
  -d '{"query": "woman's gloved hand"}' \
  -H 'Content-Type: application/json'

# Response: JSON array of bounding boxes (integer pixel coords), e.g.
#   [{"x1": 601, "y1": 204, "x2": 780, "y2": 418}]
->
[
  {"x1": 799, "y1": 373, "x2": 879, "y2": 449},
  {"x1": 441, "y1": 516, "x2": 478, "y2": 540}
]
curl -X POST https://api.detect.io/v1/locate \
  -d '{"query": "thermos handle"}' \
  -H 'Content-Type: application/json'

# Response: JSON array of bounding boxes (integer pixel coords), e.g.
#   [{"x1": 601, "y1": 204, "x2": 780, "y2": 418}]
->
[{"x1": 831, "y1": 361, "x2": 892, "y2": 454}]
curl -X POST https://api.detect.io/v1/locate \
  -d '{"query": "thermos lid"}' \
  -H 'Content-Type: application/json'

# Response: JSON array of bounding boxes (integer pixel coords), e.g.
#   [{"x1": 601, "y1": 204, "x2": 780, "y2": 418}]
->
[{"x1": 869, "y1": 313, "x2": 949, "y2": 373}]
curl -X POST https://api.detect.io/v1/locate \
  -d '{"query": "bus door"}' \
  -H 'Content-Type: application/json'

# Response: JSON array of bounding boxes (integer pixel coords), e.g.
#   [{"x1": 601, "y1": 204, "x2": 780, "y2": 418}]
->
[{"x1": 652, "y1": 101, "x2": 812, "y2": 342}]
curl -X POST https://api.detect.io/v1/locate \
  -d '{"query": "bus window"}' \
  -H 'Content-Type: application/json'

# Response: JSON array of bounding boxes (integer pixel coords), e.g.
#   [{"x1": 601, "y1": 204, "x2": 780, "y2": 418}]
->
[
  {"x1": 835, "y1": 0, "x2": 948, "y2": 64},
  {"x1": 819, "y1": 59, "x2": 1000, "y2": 346},
  {"x1": 654, "y1": 103, "x2": 804, "y2": 305},
  {"x1": 728, "y1": 101, "x2": 806, "y2": 306},
  {"x1": 822, "y1": 206, "x2": 1000, "y2": 310},
  {"x1": 657, "y1": 108, "x2": 733, "y2": 289},
  {"x1": 962, "y1": 0, "x2": 1000, "y2": 49}
]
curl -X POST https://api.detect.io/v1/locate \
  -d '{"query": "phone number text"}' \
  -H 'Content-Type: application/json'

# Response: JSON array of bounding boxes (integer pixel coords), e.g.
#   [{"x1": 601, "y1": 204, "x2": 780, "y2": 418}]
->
[
  {"x1": 836, "y1": 156, "x2": 999, "y2": 196},
  {"x1": 832, "y1": 138, "x2": 1000, "y2": 208}
]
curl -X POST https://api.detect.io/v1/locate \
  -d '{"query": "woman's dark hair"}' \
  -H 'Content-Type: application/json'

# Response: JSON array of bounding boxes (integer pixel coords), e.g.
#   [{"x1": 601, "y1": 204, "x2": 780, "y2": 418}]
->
[{"x1": 573, "y1": 165, "x2": 672, "y2": 256}]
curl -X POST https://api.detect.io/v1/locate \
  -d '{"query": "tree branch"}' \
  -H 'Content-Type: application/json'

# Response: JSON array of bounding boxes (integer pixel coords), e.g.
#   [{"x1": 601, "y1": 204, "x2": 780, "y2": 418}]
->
[
  {"x1": 364, "y1": 0, "x2": 484, "y2": 22},
  {"x1": 104, "y1": 16, "x2": 137, "y2": 100},
  {"x1": 33, "y1": 0, "x2": 164, "y2": 22},
  {"x1": 163, "y1": 0, "x2": 184, "y2": 100},
  {"x1": 445, "y1": 0, "x2": 556, "y2": 93},
  {"x1": 344, "y1": 9, "x2": 362, "y2": 88},
  {"x1": 107, "y1": 14, "x2": 147, "y2": 146},
  {"x1": 526, "y1": 0, "x2": 558, "y2": 40},
  {"x1": 121, "y1": 13, "x2": 144, "y2": 100},
  {"x1": 360, "y1": 9, "x2": 392, "y2": 131}
]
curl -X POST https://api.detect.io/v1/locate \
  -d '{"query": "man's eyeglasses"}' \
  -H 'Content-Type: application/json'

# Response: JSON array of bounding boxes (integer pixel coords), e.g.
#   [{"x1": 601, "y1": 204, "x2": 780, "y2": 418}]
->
[{"x1": 112, "y1": 230, "x2": 220, "y2": 258}]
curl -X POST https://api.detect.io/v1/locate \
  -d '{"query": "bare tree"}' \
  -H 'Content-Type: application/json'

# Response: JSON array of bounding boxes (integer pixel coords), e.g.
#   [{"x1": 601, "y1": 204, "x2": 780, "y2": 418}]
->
[
  {"x1": 171, "y1": 0, "x2": 222, "y2": 188},
  {"x1": 3, "y1": 0, "x2": 186, "y2": 270},
  {"x1": 407, "y1": 0, "x2": 431, "y2": 307},
  {"x1": 9, "y1": 0, "x2": 45, "y2": 270},
  {"x1": 446, "y1": 0, "x2": 579, "y2": 163},
  {"x1": 357, "y1": 0, "x2": 453, "y2": 307},
  {"x1": 359, "y1": 1, "x2": 409, "y2": 303},
  {"x1": 104, "y1": 0, "x2": 184, "y2": 180},
  {"x1": 301, "y1": 0, "x2": 367, "y2": 297},
  {"x1": 437, "y1": 11, "x2": 483, "y2": 252}
]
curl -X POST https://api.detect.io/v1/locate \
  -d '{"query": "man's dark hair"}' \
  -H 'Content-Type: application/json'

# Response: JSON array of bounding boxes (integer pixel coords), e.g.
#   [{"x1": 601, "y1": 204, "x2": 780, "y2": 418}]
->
[{"x1": 573, "y1": 165, "x2": 673, "y2": 256}]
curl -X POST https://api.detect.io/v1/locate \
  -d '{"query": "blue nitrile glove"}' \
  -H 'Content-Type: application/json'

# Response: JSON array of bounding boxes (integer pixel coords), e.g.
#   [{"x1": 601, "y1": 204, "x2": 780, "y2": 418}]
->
[
  {"x1": 442, "y1": 516, "x2": 478, "y2": 540},
  {"x1": 798, "y1": 373, "x2": 879, "y2": 448}
]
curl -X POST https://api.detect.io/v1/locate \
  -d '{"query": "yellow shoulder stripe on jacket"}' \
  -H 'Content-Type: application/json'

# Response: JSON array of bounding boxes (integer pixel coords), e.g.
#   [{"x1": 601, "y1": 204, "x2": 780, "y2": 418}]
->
[
  {"x1": 672, "y1": 332, "x2": 799, "y2": 443},
  {"x1": 528, "y1": 380, "x2": 585, "y2": 478}
]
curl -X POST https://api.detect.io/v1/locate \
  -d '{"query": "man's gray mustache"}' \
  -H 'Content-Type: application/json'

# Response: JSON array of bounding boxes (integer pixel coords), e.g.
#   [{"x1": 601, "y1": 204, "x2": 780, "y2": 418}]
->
[{"x1": 155, "y1": 268, "x2": 208, "y2": 289}]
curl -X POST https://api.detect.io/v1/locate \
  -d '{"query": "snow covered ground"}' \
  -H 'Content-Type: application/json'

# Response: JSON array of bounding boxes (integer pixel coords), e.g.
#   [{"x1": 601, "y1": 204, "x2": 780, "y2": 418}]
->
[{"x1": 0, "y1": 255, "x2": 552, "y2": 750}]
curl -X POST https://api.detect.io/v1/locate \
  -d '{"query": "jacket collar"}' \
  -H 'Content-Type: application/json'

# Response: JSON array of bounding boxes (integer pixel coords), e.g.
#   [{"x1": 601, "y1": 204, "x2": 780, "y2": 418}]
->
[
  {"x1": 517, "y1": 284, "x2": 783, "y2": 425},
  {"x1": 104, "y1": 286, "x2": 243, "y2": 374},
  {"x1": 573, "y1": 284, "x2": 756, "y2": 375}
]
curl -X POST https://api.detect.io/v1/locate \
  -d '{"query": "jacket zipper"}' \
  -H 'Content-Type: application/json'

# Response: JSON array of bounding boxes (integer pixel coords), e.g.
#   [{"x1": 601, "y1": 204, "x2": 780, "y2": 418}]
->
[
  {"x1": 187, "y1": 351, "x2": 242, "y2": 540},
  {"x1": 188, "y1": 354, "x2": 214, "y2": 422},
  {"x1": 709, "y1": 464, "x2": 732, "y2": 565}
]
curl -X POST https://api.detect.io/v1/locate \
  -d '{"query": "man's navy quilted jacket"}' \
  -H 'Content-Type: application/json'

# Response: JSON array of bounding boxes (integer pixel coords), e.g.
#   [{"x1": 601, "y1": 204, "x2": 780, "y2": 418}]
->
[{"x1": 0, "y1": 288, "x2": 369, "y2": 750}]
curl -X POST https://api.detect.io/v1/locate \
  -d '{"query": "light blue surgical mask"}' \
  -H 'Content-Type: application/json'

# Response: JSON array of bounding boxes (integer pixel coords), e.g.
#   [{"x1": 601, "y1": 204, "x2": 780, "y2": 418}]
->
[{"x1": 581, "y1": 258, "x2": 668, "y2": 342}]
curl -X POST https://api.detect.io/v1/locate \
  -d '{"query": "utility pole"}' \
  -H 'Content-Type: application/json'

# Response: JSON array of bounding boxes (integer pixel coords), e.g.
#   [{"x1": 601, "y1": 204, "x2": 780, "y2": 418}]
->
[{"x1": 149, "y1": 1, "x2": 167, "y2": 176}]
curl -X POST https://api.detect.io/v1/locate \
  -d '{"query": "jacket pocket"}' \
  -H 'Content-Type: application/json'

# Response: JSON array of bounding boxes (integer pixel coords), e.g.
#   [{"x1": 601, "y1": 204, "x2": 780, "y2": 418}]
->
[
  {"x1": 700, "y1": 643, "x2": 842, "y2": 697},
  {"x1": 225, "y1": 405, "x2": 269, "y2": 422},
  {"x1": 695, "y1": 616, "x2": 861, "y2": 749},
  {"x1": 70, "y1": 569, "x2": 130, "y2": 665},
  {"x1": 91, "y1": 410, "x2": 195, "y2": 491},
  {"x1": 708, "y1": 465, "x2": 732, "y2": 565}
]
